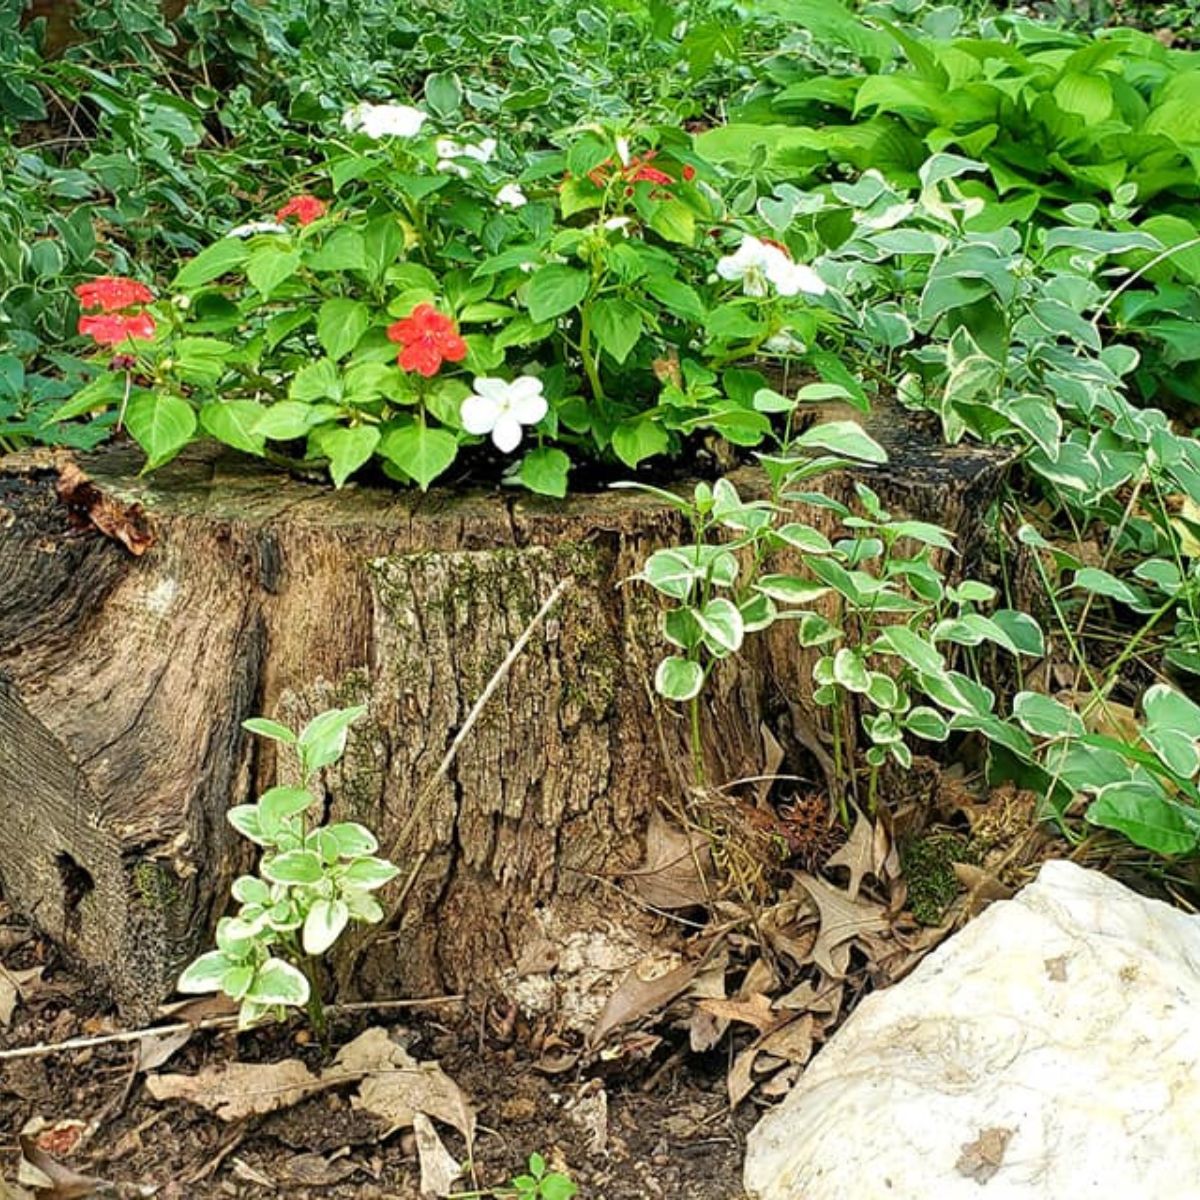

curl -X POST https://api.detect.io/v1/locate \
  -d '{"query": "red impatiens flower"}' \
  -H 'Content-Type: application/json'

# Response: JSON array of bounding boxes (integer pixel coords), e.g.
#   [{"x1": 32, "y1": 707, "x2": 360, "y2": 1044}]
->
[
  {"x1": 275, "y1": 194, "x2": 328, "y2": 226},
  {"x1": 78, "y1": 311, "x2": 157, "y2": 347},
  {"x1": 74, "y1": 276, "x2": 155, "y2": 313},
  {"x1": 386, "y1": 304, "x2": 467, "y2": 377},
  {"x1": 628, "y1": 153, "x2": 674, "y2": 186}
]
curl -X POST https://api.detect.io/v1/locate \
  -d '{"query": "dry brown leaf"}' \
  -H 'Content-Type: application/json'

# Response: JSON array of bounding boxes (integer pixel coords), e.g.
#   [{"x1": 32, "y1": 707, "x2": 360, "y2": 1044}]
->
[
  {"x1": 0, "y1": 966, "x2": 44, "y2": 1028},
  {"x1": 413, "y1": 1113, "x2": 462, "y2": 1198},
  {"x1": 727, "y1": 1042, "x2": 759, "y2": 1108},
  {"x1": 953, "y1": 862, "x2": 1013, "y2": 917},
  {"x1": 824, "y1": 815, "x2": 875, "y2": 899},
  {"x1": 146, "y1": 1057, "x2": 321, "y2": 1120},
  {"x1": 627, "y1": 809, "x2": 712, "y2": 910},
  {"x1": 230, "y1": 1160, "x2": 274, "y2": 1189},
  {"x1": 797, "y1": 874, "x2": 889, "y2": 978},
  {"x1": 136, "y1": 1027, "x2": 193, "y2": 1074},
  {"x1": 0, "y1": 1180, "x2": 35, "y2": 1200},
  {"x1": 697, "y1": 994, "x2": 779, "y2": 1034},
  {"x1": 686, "y1": 949, "x2": 729, "y2": 1053},
  {"x1": 55, "y1": 463, "x2": 154, "y2": 556},
  {"x1": 756, "y1": 722, "x2": 786, "y2": 806},
  {"x1": 353, "y1": 1058, "x2": 476, "y2": 1143},
  {"x1": 759, "y1": 1063, "x2": 801, "y2": 1098},
  {"x1": 956, "y1": 1126, "x2": 1014, "y2": 1183},
  {"x1": 758, "y1": 1014, "x2": 815, "y2": 1066},
  {"x1": 589, "y1": 953, "x2": 701, "y2": 1046},
  {"x1": 274, "y1": 1153, "x2": 359, "y2": 1188}
]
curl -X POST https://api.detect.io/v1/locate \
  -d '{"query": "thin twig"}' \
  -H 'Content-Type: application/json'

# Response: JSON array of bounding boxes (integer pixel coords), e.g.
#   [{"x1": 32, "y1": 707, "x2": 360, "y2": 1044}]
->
[
  {"x1": 385, "y1": 577, "x2": 572, "y2": 862},
  {"x1": 0, "y1": 995, "x2": 465, "y2": 1063}
]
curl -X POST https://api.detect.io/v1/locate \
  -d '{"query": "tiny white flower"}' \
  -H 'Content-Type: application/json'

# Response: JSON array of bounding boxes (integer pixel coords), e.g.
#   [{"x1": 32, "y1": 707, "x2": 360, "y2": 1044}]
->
[
  {"x1": 435, "y1": 137, "x2": 464, "y2": 159},
  {"x1": 764, "y1": 330, "x2": 807, "y2": 354},
  {"x1": 342, "y1": 101, "x2": 427, "y2": 139},
  {"x1": 496, "y1": 182, "x2": 528, "y2": 208},
  {"x1": 603, "y1": 216, "x2": 632, "y2": 232},
  {"x1": 716, "y1": 235, "x2": 826, "y2": 299},
  {"x1": 461, "y1": 376, "x2": 547, "y2": 453},
  {"x1": 437, "y1": 159, "x2": 471, "y2": 178},
  {"x1": 227, "y1": 219, "x2": 288, "y2": 238},
  {"x1": 615, "y1": 136, "x2": 631, "y2": 167}
]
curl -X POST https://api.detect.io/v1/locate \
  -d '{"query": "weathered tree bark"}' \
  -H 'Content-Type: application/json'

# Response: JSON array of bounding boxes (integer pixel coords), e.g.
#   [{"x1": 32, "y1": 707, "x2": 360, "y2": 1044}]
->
[{"x1": 0, "y1": 416, "x2": 1012, "y2": 1019}]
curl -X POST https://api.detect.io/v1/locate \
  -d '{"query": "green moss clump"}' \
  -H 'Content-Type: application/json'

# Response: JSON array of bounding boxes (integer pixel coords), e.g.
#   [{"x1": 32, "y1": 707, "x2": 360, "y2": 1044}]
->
[
  {"x1": 900, "y1": 832, "x2": 978, "y2": 926},
  {"x1": 132, "y1": 859, "x2": 180, "y2": 914}
]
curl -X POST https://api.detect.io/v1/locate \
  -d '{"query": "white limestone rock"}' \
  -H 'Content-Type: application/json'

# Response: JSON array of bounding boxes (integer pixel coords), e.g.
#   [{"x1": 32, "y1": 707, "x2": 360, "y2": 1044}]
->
[{"x1": 744, "y1": 859, "x2": 1200, "y2": 1200}]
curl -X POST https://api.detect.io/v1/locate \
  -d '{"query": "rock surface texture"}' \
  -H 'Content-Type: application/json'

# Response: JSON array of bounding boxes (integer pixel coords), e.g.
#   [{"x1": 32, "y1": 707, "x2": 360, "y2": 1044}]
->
[{"x1": 745, "y1": 859, "x2": 1200, "y2": 1200}]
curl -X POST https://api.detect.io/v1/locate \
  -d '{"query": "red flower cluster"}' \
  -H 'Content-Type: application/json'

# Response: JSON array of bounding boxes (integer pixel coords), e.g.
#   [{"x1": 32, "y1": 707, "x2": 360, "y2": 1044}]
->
[
  {"x1": 75, "y1": 276, "x2": 157, "y2": 348},
  {"x1": 275, "y1": 194, "x2": 327, "y2": 226},
  {"x1": 585, "y1": 149, "x2": 681, "y2": 189},
  {"x1": 387, "y1": 304, "x2": 467, "y2": 377},
  {"x1": 75, "y1": 276, "x2": 154, "y2": 312}
]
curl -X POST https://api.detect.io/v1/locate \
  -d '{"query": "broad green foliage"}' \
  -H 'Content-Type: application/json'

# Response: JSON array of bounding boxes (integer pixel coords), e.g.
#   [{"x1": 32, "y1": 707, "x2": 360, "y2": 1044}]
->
[{"x1": 178, "y1": 705, "x2": 397, "y2": 1033}]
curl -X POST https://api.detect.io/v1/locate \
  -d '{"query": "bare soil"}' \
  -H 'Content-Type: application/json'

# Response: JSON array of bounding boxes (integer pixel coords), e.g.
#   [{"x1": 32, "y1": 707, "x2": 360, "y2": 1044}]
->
[{"x1": 0, "y1": 911, "x2": 756, "y2": 1200}]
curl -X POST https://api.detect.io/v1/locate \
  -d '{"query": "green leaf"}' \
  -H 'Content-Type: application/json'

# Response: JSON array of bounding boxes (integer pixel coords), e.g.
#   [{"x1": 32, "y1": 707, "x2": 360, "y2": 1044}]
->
[
  {"x1": 518, "y1": 447, "x2": 571, "y2": 497},
  {"x1": 305, "y1": 228, "x2": 368, "y2": 273},
  {"x1": 51, "y1": 373, "x2": 127, "y2": 422},
  {"x1": 526, "y1": 265, "x2": 591, "y2": 322},
  {"x1": 874, "y1": 625, "x2": 945, "y2": 675},
  {"x1": 247, "y1": 247, "x2": 302, "y2": 298},
  {"x1": 794, "y1": 420, "x2": 887, "y2": 464},
  {"x1": 590, "y1": 298, "x2": 644, "y2": 364},
  {"x1": 248, "y1": 957, "x2": 310, "y2": 1007},
  {"x1": 290, "y1": 358, "x2": 342, "y2": 403},
  {"x1": 256, "y1": 401, "x2": 338, "y2": 441},
  {"x1": 177, "y1": 951, "x2": 234, "y2": 994},
  {"x1": 174, "y1": 239, "x2": 251, "y2": 290},
  {"x1": 1012, "y1": 692, "x2": 1085, "y2": 739},
  {"x1": 262, "y1": 849, "x2": 324, "y2": 885},
  {"x1": 326, "y1": 822, "x2": 379, "y2": 857},
  {"x1": 1086, "y1": 784, "x2": 1199, "y2": 857},
  {"x1": 341, "y1": 856, "x2": 401, "y2": 890},
  {"x1": 642, "y1": 275, "x2": 705, "y2": 322},
  {"x1": 425, "y1": 71, "x2": 462, "y2": 118},
  {"x1": 832, "y1": 647, "x2": 871, "y2": 693},
  {"x1": 227, "y1": 805, "x2": 267, "y2": 845},
  {"x1": 773, "y1": 523, "x2": 834, "y2": 554},
  {"x1": 649, "y1": 200, "x2": 696, "y2": 245},
  {"x1": 125, "y1": 392, "x2": 197, "y2": 470},
  {"x1": 612, "y1": 417, "x2": 670, "y2": 468},
  {"x1": 655, "y1": 656, "x2": 705, "y2": 702},
  {"x1": 303, "y1": 898, "x2": 350, "y2": 955},
  {"x1": 200, "y1": 400, "x2": 267, "y2": 456},
  {"x1": 1072, "y1": 568, "x2": 1153, "y2": 610},
  {"x1": 317, "y1": 298, "x2": 371, "y2": 361},
  {"x1": 259, "y1": 785, "x2": 315, "y2": 828},
  {"x1": 378, "y1": 422, "x2": 459, "y2": 489},
  {"x1": 695, "y1": 597, "x2": 745, "y2": 655},
  {"x1": 310, "y1": 424, "x2": 380, "y2": 488},
  {"x1": 904, "y1": 706, "x2": 950, "y2": 741},
  {"x1": 299, "y1": 704, "x2": 367, "y2": 775},
  {"x1": 754, "y1": 574, "x2": 829, "y2": 605}
]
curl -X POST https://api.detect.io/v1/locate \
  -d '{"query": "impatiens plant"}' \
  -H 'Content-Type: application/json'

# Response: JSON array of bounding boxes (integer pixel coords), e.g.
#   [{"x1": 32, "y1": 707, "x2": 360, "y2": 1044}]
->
[
  {"x1": 54, "y1": 107, "x2": 841, "y2": 496},
  {"x1": 177, "y1": 705, "x2": 398, "y2": 1039}
]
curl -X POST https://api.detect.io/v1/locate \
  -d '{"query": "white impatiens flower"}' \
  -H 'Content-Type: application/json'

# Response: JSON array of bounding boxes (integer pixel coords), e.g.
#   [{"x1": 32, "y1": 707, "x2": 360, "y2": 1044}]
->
[
  {"x1": 342, "y1": 101, "x2": 427, "y2": 139},
  {"x1": 461, "y1": 376, "x2": 547, "y2": 453},
  {"x1": 227, "y1": 219, "x2": 288, "y2": 238},
  {"x1": 496, "y1": 182, "x2": 527, "y2": 208},
  {"x1": 716, "y1": 235, "x2": 827, "y2": 299}
]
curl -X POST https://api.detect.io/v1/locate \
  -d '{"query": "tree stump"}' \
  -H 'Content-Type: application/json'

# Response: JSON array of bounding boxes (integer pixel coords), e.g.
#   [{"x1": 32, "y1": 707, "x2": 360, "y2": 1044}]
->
[{"x1": 0, "y1": 417, "x2": 1012, "y2": 1019}]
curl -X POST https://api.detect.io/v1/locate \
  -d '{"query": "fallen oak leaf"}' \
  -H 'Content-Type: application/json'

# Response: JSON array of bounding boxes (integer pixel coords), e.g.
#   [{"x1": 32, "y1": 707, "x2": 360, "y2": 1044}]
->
[
  {"x1": 823, "y1": 815, "x2": 876, "y2": 899},
  {"x1": 796, "y1": 873, "x2": 889, "y2": 978},
  {"x1": 589, "y1": 953, "x2": 701, "y2": 1047}
]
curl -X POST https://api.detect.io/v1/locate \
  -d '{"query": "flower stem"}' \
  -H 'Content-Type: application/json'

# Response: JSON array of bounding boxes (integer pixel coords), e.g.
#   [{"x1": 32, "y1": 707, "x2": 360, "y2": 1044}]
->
[
  {"x1": 579, "y1": 302, "x2": 606, "y2": 404},
  {"x1": 689, "y1": 693, "x2": 706, "y2": 788}
]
